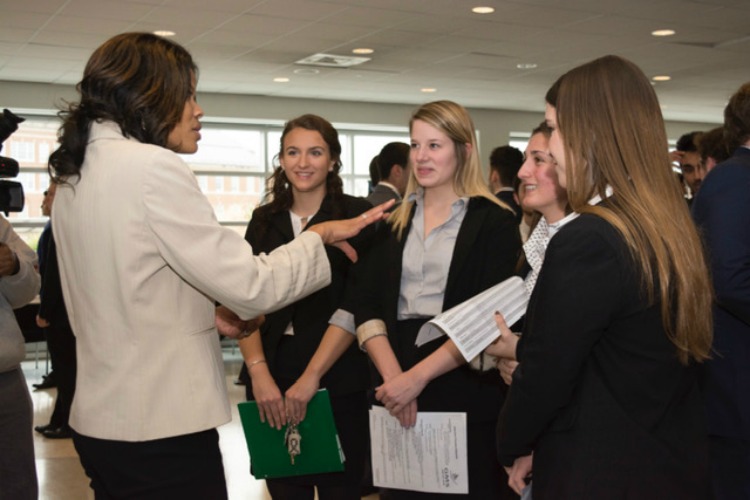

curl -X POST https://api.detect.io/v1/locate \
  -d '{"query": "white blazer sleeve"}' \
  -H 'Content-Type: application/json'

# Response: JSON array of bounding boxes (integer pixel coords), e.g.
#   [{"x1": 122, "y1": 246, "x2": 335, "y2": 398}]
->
[{"x1": 142, "y1": 150, "x2": 331, "y2": 319}]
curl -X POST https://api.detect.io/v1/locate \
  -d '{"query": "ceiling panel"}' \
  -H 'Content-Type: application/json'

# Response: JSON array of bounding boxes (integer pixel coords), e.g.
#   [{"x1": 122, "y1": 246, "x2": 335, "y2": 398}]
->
[{"x1": 0, "y1": 0, "x2": 747, "y2": 123}]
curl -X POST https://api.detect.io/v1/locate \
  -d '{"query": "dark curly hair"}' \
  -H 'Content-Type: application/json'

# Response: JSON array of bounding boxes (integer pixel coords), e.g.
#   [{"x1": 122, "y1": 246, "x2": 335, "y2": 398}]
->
[
  {"x1": 256, "y1": 114, "x2": 345, "y2": 233},
  {"x1": 48, "y1": 32, "x2": 197, "y2": 182}
]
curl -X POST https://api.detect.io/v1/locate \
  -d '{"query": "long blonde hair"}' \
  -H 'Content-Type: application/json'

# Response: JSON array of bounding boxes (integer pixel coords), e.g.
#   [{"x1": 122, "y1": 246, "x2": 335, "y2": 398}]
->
[
  {"x1": 391, "y1": 100, "x2": 505, "y2": 239},
  {"x1": 549, "y1": 55, "x2": 712, "y2": 365}
]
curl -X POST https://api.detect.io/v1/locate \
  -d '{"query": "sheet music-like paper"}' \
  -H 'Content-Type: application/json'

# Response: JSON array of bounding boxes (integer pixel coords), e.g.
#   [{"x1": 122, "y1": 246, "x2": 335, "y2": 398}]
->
[
  {"x1": 414, "y1": 276, "x2": 528, "y2": 361},
  {"x1": 369, "y1": 406, "x2": 468, "y2": 494}
]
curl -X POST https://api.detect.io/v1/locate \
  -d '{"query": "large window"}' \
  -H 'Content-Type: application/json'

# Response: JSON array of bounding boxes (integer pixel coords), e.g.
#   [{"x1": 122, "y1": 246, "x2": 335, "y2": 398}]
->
[{"x1": 3, "y1": 113, "x2": 408, "y2": 248}]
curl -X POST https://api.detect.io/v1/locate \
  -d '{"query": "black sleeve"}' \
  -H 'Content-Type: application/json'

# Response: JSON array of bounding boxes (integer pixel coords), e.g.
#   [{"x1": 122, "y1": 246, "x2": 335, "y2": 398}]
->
[
  {"x1": 497, "y1": 217, "x2": 624, "y2": 464},
  {"x1": 352, "y1": 221, "x2": 393, "y2": 328},
  {"x1": 38, "y1": 230, "x2": 65, "y2": 323}
]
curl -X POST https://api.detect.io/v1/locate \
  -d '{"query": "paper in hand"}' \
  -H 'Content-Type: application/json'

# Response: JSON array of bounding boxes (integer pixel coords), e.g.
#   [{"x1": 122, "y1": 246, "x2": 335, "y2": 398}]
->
[{"x1": 414, "y1": 276, "x2": 528, "y2": 361}]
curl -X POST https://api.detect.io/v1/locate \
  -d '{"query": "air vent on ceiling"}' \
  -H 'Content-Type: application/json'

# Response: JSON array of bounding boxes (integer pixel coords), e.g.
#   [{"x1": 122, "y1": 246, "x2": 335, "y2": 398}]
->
[{"x1": 295, "y1": 53, "x2": 371, "y2": 68}]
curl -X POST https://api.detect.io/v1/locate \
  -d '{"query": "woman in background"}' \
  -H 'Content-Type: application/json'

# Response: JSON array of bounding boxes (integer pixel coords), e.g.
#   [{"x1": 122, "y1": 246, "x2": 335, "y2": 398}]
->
[
  {"x1": 355, "y1": 100, "x2": 521, "y2": 499},
  {"x1": 240, "y1": 114, "x2": 373, "y2": 499},
  {"x1": 494, "y1": 55, "x2": 713, "y2": 499},
  {"x1": 488, "y1": 121, "x2": 574, "y2": 386}
]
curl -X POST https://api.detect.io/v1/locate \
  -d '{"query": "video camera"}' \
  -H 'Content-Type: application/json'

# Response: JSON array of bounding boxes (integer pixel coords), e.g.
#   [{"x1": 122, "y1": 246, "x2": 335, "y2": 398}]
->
[{"x1": 0, "y1": 108, "x2": 26, "y2": 214}]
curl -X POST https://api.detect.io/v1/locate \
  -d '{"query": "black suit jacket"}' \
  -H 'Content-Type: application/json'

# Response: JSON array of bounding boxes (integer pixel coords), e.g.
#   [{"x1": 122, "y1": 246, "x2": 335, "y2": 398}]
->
[
  {"x1": 366, "y1": 183, "x2": 401, "y2": 207},
  {"x1": 495, "y1": 189, "x2": 522, "y2": 224},
  {"x1": 355, "y1": 196, "x2": 521, "y2": 423},
  {"x1": 693, "y1": 146, "x2": 750, "y2": 441},
  {"x1": 38, "y1": 227, "x2": 72, "y2": 330},
  {"x1": 497, "y1": 212, "x2": 710, "y2": 499},
  {"x1": 243, "y1": 194, "x2": 373, "y2": 396}
]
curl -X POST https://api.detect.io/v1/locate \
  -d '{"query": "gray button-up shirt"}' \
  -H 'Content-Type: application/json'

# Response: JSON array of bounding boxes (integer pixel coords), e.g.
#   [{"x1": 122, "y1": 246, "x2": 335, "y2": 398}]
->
[{"x1": 398, "y1": 190, "x2": 469, "y2": 319}]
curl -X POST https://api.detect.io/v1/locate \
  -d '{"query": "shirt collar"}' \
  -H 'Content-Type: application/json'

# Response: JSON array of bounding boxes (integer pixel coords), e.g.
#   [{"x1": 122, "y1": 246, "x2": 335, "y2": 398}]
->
[
  {"x1": 377, "y1": 181, "x2": 402, "y2": 199},
  {"x1": 408, "y1": 187, "x2": 469, "y2": 212},
  {"x1": 588, "y1": 185, "x2": 614, "y2": 206}
]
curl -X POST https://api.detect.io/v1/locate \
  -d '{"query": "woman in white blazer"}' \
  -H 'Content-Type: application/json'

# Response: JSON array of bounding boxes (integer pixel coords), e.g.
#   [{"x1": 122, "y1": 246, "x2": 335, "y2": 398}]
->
[{"x1": 47, "y1": 32, "x2": 390, "y2": 499}]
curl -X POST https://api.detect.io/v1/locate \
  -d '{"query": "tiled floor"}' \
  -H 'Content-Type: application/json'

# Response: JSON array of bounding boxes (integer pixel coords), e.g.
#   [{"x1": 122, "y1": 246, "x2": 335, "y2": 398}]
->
[{"x1": 24, "y1": 346, "x2": 379, "y2": 500}]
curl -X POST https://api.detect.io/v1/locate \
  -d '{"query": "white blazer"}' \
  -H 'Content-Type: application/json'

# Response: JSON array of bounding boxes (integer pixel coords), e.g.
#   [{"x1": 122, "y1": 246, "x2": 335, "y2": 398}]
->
[{"x1": 53, "y1": 121, "x2": 331, "y2": 441}]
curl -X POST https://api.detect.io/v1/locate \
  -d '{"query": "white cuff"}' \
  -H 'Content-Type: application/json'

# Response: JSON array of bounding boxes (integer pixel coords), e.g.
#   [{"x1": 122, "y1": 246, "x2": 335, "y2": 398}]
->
[{"x1": 356, "y1": 319, "x2": 387, "y2": 351}]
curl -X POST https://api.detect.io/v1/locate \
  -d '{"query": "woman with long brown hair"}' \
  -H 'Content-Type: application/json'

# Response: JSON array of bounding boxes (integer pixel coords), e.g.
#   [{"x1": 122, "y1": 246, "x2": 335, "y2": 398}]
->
[{"x1": 494, "y1": 55, "x2": 713, "y2": 499}]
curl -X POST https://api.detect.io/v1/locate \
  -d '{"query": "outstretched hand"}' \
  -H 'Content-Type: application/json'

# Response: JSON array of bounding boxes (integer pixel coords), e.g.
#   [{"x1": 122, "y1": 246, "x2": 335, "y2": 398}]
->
[{"x1": 309, "y1": 199, "x2": 395, "y2": 262}]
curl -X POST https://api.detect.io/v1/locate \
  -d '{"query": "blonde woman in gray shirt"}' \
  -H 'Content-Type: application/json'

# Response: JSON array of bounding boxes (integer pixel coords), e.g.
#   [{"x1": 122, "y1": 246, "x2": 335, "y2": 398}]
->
[{"x1": 354, "y1": 101, "x2": 521, "y2": 499}]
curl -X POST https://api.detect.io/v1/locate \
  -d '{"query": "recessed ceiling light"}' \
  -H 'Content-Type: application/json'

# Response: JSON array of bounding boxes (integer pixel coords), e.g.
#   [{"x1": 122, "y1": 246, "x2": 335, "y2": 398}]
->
[
  {"x1": 472, "y1": 6, "x2": 495, "y2": 14},
  {"x1": 652, "y1": 75, "x2": 671, "y2": 82},
  {"x1": 293, "y1": 68, "x2": 320, "y2": 75},
  {"x1": 421, "y1": 88, "x2": 437, "y2": 93},
  {"x1": 153, "y1": 30, "x2": 176, "y2": 37},
  {"x1": 273, "y1": 77, "x2": 290, "y2": 83},
  {"x1": 352, "y1": 48, "x2": 374, "y2": 55},
  {"x1": 516, "y1": 63, "x2": 538, "y2": 70},
  {"x1": 651, "y1": 29, "x2": 675, "y2": 37}
]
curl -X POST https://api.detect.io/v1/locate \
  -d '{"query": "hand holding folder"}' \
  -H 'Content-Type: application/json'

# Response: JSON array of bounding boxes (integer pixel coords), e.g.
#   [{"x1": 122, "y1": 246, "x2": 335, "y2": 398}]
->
[{"x1": 238, "y1": 389, "x2": 345, "y2": 479}]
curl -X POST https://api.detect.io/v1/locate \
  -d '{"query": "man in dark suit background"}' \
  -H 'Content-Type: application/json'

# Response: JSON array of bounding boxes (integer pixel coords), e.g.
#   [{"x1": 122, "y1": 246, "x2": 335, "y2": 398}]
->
[
  {"x1": 34, "y1": 182, "x2": 76, "y2": 439},
  {"x1": 692, "y1": 81, "x2": 750, "y2": 500},
  {"x1": 32, "y1": 187, "x2": 57, "y2": 391},
  {"x1": 488, "y1": 145, "x2": 523, "y2": 222},
  {"x1": 674, "y1": 131, "x2": 706, "y2": 202},
  {"x1": 366, "y1": 142, "x2": 409, "y2": 206}
]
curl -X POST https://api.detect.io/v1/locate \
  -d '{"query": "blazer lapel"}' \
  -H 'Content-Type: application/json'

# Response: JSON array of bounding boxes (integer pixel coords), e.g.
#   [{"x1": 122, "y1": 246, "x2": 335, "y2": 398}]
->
[
  {"x1": 306, "y1": 196, "x2": 334, "y2": 228},
  {"x1": 445, "y1": 198, "x2": 484, "y2": 294},
  {"x1": 269, "y1": 210, "x2": 294, "y2": 243}
]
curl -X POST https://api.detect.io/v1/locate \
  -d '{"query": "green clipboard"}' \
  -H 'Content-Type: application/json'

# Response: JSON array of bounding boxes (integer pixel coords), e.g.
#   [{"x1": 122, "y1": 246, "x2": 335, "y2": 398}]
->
[{"x1": 237, "y1": 389, "x2": 345, "y2": 479}]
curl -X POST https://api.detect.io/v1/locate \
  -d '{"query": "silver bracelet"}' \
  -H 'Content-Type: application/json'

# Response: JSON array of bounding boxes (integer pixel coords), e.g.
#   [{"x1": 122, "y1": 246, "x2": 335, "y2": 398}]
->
[{"x1": 246, "y1": 359, "x2": 267, "y2": 370}]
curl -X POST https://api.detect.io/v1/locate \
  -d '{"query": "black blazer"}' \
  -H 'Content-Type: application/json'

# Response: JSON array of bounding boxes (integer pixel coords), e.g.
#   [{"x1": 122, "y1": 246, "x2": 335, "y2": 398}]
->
[
  {"x1": 243, "y1": 194, "x2": 373, "y2": 396},
  {"x1": 497, "y1": 212, "x2": 710, "y2": 499},
  {"x1": 693, "y1": 146, "x2": 750, "y2": 441},
  {"x1": 355, "y1": 196, "x2": 521, "y2": 423},
  {"x1": 496, "y1": 189, "x2": 522, "y2": 224}
]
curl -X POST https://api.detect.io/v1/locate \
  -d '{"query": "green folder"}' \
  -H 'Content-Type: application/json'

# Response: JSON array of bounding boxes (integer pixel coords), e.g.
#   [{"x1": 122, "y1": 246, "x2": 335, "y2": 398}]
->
[{"x1": 237, "y1": 389, "x2": 345, "y2": 479}]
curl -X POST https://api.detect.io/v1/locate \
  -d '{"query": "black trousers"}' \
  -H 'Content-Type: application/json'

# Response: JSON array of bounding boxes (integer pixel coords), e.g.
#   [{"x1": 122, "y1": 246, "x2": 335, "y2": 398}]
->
[
  {"x1": 45, "y1": 321, "x2": 76, "y2": 428},
  {"x1": 72, "y1": 428, "x2": 227, "y2": 499},
  {"x1": 0, "y1": 368, "x2": 38, "y2": 500}
]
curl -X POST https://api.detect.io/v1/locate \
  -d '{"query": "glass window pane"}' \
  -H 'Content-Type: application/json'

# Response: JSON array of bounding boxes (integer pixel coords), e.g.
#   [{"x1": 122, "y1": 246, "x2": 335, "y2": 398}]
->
[
  {"x1": 201, "y1": 174, "x2": 266, "y2": 223},
  {"x1": 352, "y1": 134, "x2": 410, "y2": 176},
  {"x1": 181, "y1": 127, "x2": 263, "y2": 172},
  {"x1": 352, "y1": 178, "x2": 371, "y2": 198},
  {"x1": 267, "y1": 131, "x2": 281, "y2": 171}
]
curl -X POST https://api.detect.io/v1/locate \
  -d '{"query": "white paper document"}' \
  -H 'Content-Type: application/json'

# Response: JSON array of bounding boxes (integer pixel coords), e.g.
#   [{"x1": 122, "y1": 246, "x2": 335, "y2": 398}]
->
[
  {"x1": 415, "y1": 276, "x2": 529, "y2": 361},
  {"x1": 369, "y1": 406, "x2": 468, "y2": 494}
]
